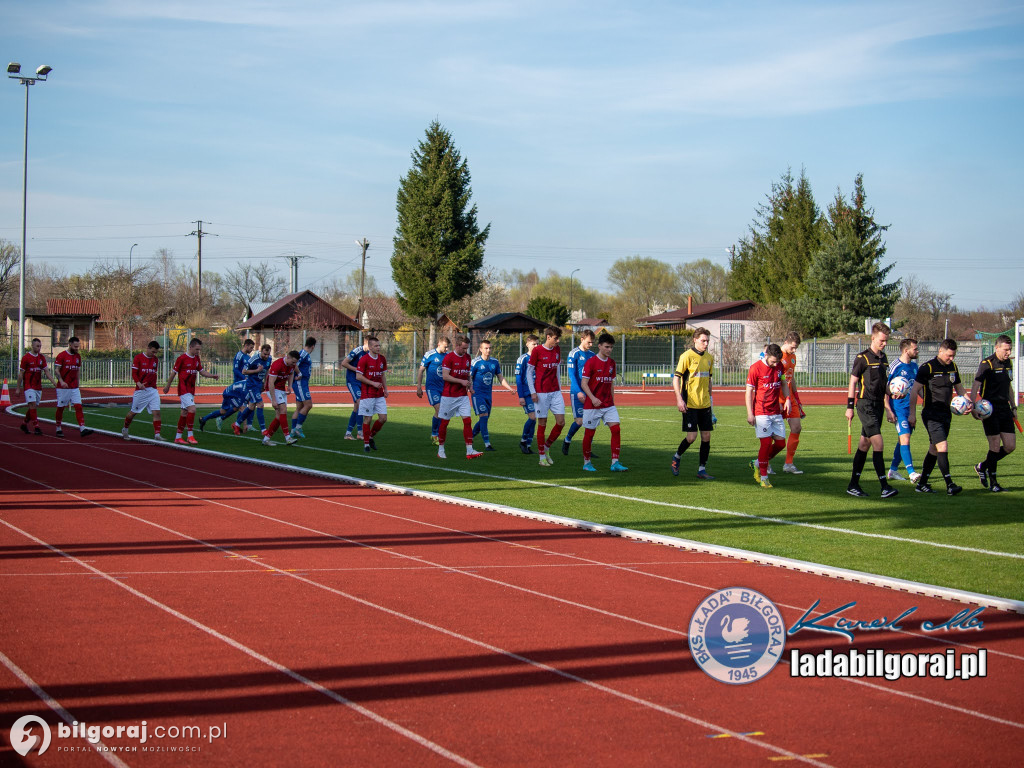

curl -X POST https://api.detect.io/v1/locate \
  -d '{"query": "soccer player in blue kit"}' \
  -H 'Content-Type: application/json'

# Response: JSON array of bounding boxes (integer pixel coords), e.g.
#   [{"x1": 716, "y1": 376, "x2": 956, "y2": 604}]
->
[
  {"x1": 562, "y1": 330, "x2": 596, "y2": 456},
  {"x1": 515, "y1": 335, "x2": 540, "y2": 453},
  {"x1": 233, "y1": 338, "x2": 255, "y2": 383},
  {"x1": 232, "y1": 344, "x2": 272, "y2": 435},
  {"x1": 291, "y1": 336, "x2": 316, "y2": 438},
  {"x1": 341, "y1": 337, "x2": 370, "y2": 440},
  {"x1": 416, "y1": 337, "x2": 450, "y2": 445},
  {"x1": 470, "y1": 339, "x2": 514, "y2": 450},
  {"x1": 887, "y1": 337, "x2": 921, "y2": 483},
  {"x1": 199, "y1": 380, "x2": 248, "y2": 431}
]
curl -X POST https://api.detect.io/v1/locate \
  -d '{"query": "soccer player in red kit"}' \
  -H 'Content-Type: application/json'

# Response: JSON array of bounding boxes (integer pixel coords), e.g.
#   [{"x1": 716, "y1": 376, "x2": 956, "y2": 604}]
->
[
  {"x1": 580, "y1": 333, "x2": 628, "y2": 472},
  {"x1": 356, "y1": 336, "x2": 388, "y2": 452},
  {"x1": 53, "y1": 337, "x2": 93, "y2": 437},
  {"x1": 745, "y1": 343, "x2": 793, "y2": 488},
  {"x1": 262, "y1": 350, "x2": 299, "y2": 445},
  {"x1": 16, "y1": 337, "x2": 57, "y2": 435},
  {"x1": 163, "y1": 338, "x2": 219, "y2": 444},
  {"x1": 527, "y1": 327, "x2": 566, "y2": 466},
  {"x1": 437, "y1": 335, "x2": 483, "y2": 460},
  {"x1": 122, "y1": 340, "x2": 164, "y2": 440}
]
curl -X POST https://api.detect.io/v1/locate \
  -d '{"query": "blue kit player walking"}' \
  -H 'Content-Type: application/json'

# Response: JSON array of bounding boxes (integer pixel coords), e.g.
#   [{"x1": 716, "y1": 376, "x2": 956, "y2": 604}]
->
[
  {"x1": 515, "y1": 335, "x2": 540, "y2": 453},
  {"x1": 416, "y1": 337, "x2": 450, "y2": 445},
  {"x1": 470, "y1": 339, "x2": 515, "y2": 450},
  {"x1": 199, "y1": 380, "x2": 248, "y2": 431},
  {"x1": 562, "y1": 330, "x2": 596, "y2": 456},
  {"x1": 232, "y1": 338, "x2": 255, "y2": 383},
  {"x1": 291, "y1": 336, "x2": 316, "y2": 438},
  {"x1": 341, "y1": 338, "x2": 370, "y2": 440},
  {"x1": 233, "y1": 343, "x2": 272, "y2": 435},
  {"x1": 887, "y1": 337, "x2": 921, "y2": 483}
]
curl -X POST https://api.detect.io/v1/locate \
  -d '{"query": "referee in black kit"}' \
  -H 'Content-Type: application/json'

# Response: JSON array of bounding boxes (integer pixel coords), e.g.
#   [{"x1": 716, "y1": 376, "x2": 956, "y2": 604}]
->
[
  {"x1": 910, "y1": 338, "x2": 970, "y2": 495},
  {"x1": 970, "y1": 334, "x2": 1016, "y2": 492},
  {"x1": 845, "y1": 322, "x2": 899, "y2": 498}
]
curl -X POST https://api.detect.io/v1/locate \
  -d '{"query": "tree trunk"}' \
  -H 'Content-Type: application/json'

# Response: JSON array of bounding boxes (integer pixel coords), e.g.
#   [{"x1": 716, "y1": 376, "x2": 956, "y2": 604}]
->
[{"x1": 428, "y1": 317, "x2": 437, "y2": 350}]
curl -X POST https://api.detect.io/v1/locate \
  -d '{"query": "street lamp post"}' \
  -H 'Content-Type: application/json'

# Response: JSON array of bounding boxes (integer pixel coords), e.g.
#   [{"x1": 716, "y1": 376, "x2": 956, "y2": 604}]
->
[
  {"x1": 7, "y1": 62, "x2": 52, "y2": 355},
  {"x1": 129, "y1": 243, "x2": 138, "y2": 352}
]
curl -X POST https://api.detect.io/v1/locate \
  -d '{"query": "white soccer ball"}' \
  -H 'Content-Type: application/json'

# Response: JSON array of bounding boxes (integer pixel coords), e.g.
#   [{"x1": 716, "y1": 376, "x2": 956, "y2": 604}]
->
[
  {"x1": 950, "y1": 395, "x2": 971, "y2": 415},
  {"x1": 889, "y1": 376, "x2": 911, "y2": 398},
  {"x1": 972, "y1": 399, "x2": 994, "y2": 420}
]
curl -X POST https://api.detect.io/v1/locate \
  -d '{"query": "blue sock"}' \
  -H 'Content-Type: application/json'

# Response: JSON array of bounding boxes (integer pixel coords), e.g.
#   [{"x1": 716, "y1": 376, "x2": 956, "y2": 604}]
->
[
  {"x1": 522, "y1": 419, "x2": 535, "y2": 443},
  {"x1": 256, "y1": 409, "x2": 266, "y2": 430},
  {"x1": 899, "y1": 444, "x2": 915, "y2": 474},
  {"x1": 891, "y1": 443, "x2": 902, "y2": 472},
  {"x1": 246, "y1": 408, "x2": 255, "y2": 426},
  {"x1": 431, "y1": 416, "x2": 440, "y2": 437},
  {"x1": 472, "y1": 420, "x2": 481, "y2": 436},
  {"x1": 479, "y1": 415, "x2": 490, "y2": 442},
  {"x1": 297, "y1": 413, "x2": 307, "y2": 426},
  {"x1": 235, "y1": 408, "x2": 249, "y2": 425},
  {"x1": 565, "y1": 422, "x2": 581, "y2": 443},
  {"x1": 291, "y1": 416, "x2": 297, "y2": 429},
  {"x1": 347, "y1": 411, "x2": 359, "y2": 433}
]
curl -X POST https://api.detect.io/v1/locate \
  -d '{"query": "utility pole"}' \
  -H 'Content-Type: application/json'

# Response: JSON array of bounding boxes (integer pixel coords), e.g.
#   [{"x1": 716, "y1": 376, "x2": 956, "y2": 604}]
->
[
  {"x1": 188, "y1": 220, "x2": 217, "y2": 295},
  {"x1": 281, "y1": 252, "x2": 311, "y2": 294},
  {"x1": 355, "y1": 238, "x2": 370, "y2": 325}
]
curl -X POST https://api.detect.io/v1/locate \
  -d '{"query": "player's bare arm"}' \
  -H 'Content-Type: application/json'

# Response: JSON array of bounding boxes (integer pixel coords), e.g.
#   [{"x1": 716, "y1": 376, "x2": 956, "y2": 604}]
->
[
  {"x1": 581, "y1": 375, "x2": 600, "y2": 408},
  {"x1": 199, "y1": 369, "x2": 219, "y2": 380},
  {"x1": 672, "y1": 372, "x2": 687, "y2": 413},
  {"x1": 163, "y1": 372, "x2": 177, "y2": 394},
  {"x1": 745, "y1": 384, "x2": 756, "y2": 426},
  {"x1": 355, "y1": 371, "x2": 382, "y2": 390},
  {"x1": 908, "y1": 381, "x2": 923, "y2": 429},
  {"x1": 845, "y1": 374, "x2": 858, "y2": 423}
]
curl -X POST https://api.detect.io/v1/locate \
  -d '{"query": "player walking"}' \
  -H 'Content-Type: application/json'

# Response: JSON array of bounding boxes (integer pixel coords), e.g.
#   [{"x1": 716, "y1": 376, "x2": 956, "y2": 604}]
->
[
  {"x1": 233, "y1": 344, "x2": 272, "y2": 435},
  {"x1": 16, "y1": 337, "x2": 57, "y2": 435},
  {"x1": 745, "y1": 343, "x2": 792, "y2": 488},
  {"x1": 416, "y1": 337, "x2": 450, "y2": 445},
  {"x1": 528, "y1": 327, "x2": 566, "y2": 466},
  {"x1": 122, "y1": 340, "x2": 164, "y2": 440},
  {"x1": 845, "y1": 323, "x2": 899, "y2": 498},
  {"x1": 580, "y1": 333, "x2": 627, "y2": 472},
  {"x1": 341, "y1": 337, "x2": 371, "y2": 440},
  {"x1": 910, "y1": 339, "x2": 970, "y2": 495},
  {"x1": 164, "y1": 338, "x2": 219, "y2": 444},
  {"x1": 886, "y1": 338, "x2": 921, "y2": 482},
  {"x1": 779, "y1": 332, "x2": 806, "y2": 474},
  {"x1": 470, "y1": 339, "x2": 514, "y2": 450},
  {"x1": 232, "y1": 338, "x2": 256, "y2": 383},
  {"x1": 356, "y1": 336, "x2": 388, "y2": 452},
  {"x1": 971, "y1": 334, "x2": 1015, "y2": 492},
  {"x1": 562, "y1": 330, "x2": 596, "y2": 455},
  {"x1": 437, "y1": 335, "x2": 483, "y2": 460},
  {"x1": 515, "y1": 335, "x2": 540, "y2": 453},
  {"x1": 262, "y1": 350, "x2": 299, "y2": 446},
  {"x1": 291, "y1": 336, "x2": 316, "y2": 438},
  {"x1": 671, "y1": 327, "x2": 715, "y2": 480},
  {"x1": 53, "y1": 337, "x2": 94, "y2": 438}
]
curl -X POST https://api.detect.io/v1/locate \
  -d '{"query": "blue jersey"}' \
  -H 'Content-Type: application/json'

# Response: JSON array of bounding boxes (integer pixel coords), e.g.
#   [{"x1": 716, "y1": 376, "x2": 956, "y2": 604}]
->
[
  {"x1": 515, "y1": 352, "x2": 532, "y2": 398},
  {"x1": 567, "y1": 346, "x2": 596, "y2": 392},
  {"x1": 232, "y1": 350, "x2": 251, "y2": 383},
  {"x1": 223, "y1": 380, "x2": 248, "y2": 404},
  {"x1": 345, "y1": 345, "x2": 367, "y2": 384},
  {"x1": 888, "y1": 359, "x2": 918, "y2": 414},
  {"x1": 421, "y1": 350, "x2": 446, "y2": 392},
  {"x1": 246, "y1": 352, "x2": 272, "y2": 391},
  {"x1": 471, "y1": 357, "x2": 502, "y2": 398},
  {"x1": 296, "y1": 348, "x2": 312, "y2": 381}
]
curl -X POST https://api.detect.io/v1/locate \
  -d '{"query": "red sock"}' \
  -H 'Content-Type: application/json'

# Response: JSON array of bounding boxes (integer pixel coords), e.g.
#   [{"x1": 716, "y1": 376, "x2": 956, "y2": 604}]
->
[
  {"x1": 537, "y1": 423, "x2": 547, "y2": 452},
  {"x1": 73, "y1": 404, "x2": 85, "y2": 427},
  {"x1": 438, "y1": 419, "x2": 448, "y2": 445},
  {"x1": 609, "y1": 423, "x2": 621, "y2": 461},
  {"x1": 770, "y1": 438, "x2": 786, "y2": 460},
  {"x1": 371, "y1": 420, "x2": 384, "y2": 437},
  {"x1": 153, "y1": 416, "x2": 161, "y2": 434},
  {"x1": 546, "y1": 422, "x2": 563, "y2": 446},
  {"x1": 28, "y1": 407, "x2": 37, "y2": 428},
  {"x1": 462, "y1": 417, "x2": 473, "y2": 444},
  {"x1": 363, "y1": 421, "x2": 372, "y2": 445},
  {"x1": 265, "y1": 418, "x2": 279, "y2": 436},
  {"x1": 279, "y1": 413, "x2": 289, "y2": 436},
  {"x1": 786, "y1": 433, "x2": 800, "y2": 464},
  {"x1": 123, "y1": 416, "x2": 131, "y2": 429},
  {"x1": 186, "y1": 411, "x2": 195, "y2": 434},
  {"x1": 176, "y1": 414, "x2": 186, "y2": 436},
  {"x1": 758, "y1": 437, "x2": 773, "y2": 476},
  {"x1": 583, "y1": 428, "x2": 595, "y2": 460},
  {"x1": 55, "y1": 406, "x2": 64, "y2": 427}
]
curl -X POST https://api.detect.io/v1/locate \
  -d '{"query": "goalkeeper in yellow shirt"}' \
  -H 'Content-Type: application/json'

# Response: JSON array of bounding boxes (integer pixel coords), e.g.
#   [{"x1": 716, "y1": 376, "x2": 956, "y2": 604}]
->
[{"x1": 671, "y1": 327, "x2": 716, "y2": 480}]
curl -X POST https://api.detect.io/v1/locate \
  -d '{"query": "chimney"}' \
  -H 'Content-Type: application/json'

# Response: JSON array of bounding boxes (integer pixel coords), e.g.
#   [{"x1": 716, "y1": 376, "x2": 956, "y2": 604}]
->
[{"x1": 687, "y1": 295, "x2": 693, "y2": 315}]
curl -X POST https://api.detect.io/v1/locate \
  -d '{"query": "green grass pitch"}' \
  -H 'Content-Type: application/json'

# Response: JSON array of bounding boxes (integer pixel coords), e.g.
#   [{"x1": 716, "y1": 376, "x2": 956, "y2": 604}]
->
[{"x1": 98, "y1": 403, "x2": 1024, "y2": 601}]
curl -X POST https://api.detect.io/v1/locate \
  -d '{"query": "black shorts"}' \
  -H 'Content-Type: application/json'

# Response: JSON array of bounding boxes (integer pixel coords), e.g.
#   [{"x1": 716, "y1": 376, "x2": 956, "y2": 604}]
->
[
  {"x1": 857, "y1": 399, "x2": 884, "y2": 438},
  {"x1": 683, "y1": 406, "x2": 714, "y2": 433},
  {"x1": 983, "y1": 405, "x2": 1016, "y2": 437},
  {"x1": 922, "y1": 409, "x2": 952, "y2": 444}
]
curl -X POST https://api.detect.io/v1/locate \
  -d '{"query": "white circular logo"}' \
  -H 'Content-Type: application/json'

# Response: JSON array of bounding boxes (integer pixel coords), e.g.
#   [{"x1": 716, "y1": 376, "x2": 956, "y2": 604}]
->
[
  {"x1": 10, "y1": 715, "x2": 51, "y2": 756},
  {"x1": 689, "y1": 587, "x2": 786, "y2": 685}
]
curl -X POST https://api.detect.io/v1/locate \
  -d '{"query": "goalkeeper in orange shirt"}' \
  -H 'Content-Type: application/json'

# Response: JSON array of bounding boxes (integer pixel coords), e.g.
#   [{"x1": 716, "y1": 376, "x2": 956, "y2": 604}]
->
[{"x1": 778, "y1": 332, "x2": 806, "y2": 474}]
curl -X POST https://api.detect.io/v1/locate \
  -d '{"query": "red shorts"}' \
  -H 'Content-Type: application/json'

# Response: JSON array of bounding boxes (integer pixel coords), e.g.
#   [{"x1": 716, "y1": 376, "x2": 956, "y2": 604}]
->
[{"x1": 781, "y1": 399, "x2": 804, "y2": 419}]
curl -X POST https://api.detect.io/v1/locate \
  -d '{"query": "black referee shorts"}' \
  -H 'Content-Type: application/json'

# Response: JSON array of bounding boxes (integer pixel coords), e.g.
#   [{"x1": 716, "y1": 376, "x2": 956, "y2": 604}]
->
[
  {"x1": 683, "y1": 406, "x2": 714, "y2": 433},
  {"x1": 983, "y1": 405, "x2": 1016, "y2": 437},
  {"x1": 857, "y1": 399, "x2": 884, "y2": 438},
  {"x1": 922, "y1": 409, "x2": 952, "y2": 444}
]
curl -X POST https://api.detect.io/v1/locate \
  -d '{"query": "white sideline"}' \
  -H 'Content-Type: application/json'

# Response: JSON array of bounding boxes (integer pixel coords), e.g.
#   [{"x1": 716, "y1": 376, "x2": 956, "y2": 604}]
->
[{"x1": 9, "y1": 397, "x2": 1022, "y2": 615}]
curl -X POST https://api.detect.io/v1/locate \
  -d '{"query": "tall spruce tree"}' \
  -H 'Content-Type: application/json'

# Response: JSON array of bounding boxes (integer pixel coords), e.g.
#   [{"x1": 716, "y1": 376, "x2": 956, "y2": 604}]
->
[
  {"x1": 392, "y1": 121, "x2": 490, "y2": 344},
  {"x1": 785, "y1": 174, "x2": 900, "y2": 335}
]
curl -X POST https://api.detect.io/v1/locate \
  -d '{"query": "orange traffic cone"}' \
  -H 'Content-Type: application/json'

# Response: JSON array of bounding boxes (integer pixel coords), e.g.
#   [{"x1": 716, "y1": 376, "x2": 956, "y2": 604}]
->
[{"x1": 0, "y1": 379, "x2": 11, "y2": 408}]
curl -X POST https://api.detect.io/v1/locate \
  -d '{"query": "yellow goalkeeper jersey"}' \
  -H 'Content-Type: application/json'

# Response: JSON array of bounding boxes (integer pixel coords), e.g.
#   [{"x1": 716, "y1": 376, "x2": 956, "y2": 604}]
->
[{"x1": 674, "y1": 349, "x2": 714, "y2": 409}]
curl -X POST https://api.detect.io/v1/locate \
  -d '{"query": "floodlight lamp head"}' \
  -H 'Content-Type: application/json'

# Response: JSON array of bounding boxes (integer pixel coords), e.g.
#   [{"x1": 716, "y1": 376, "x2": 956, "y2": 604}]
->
[
  {"x1": 7, "y1": 62, "x2": 21, "y2": 75},
  {"x1": 36, "y1": 65, "x2": 52, "y2": 77}
]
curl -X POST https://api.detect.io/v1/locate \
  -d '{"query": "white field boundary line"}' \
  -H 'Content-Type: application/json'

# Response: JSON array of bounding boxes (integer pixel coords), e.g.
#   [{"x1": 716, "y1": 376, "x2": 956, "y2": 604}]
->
[
  {"x1": 0, "y1": 476, "x2": 836, "y2": 765},
  {"x1": 6, "y1": 408, "x2": 1022, "y2": 614},
  {"x1": 23, "y1": 403, "x2": 1024, "y2": 565},
  {"x1": 8, "y1": 436, "x2": 1024, "y2": 732},
  {"x1": 0, "y1": 651, "x2": 130, "y2": 768}
]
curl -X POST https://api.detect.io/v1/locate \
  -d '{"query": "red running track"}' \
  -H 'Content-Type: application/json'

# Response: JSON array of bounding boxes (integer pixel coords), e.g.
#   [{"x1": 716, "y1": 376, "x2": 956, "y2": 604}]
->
[{"x1": 1, "y1": 421, "x2": 1023, "y2": 767}]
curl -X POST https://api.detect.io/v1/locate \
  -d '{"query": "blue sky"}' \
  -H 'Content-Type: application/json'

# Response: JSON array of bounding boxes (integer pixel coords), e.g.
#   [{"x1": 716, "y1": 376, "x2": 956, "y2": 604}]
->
[{"x1": 2, "y1": 0, "x2": 1022, "y2": 310}]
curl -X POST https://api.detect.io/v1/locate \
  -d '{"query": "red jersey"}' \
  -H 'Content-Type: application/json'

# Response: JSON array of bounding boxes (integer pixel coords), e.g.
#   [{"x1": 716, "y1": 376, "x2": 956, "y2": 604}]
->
[
  {"x1": 747, "y1": 359, "x2": 784, "y2": 416},
  {"x1": 132, "y1": 353, "x2": 159, "y2": 389},
  {"x1": 172, "y1": 353, "x2": 203, "y2": 396},
  {"x1": 268, "y1": 357, "x2": 296, "y2": 391},
  {"x1": 20, "y1": 352, "x2": 47, "y2": 390},
  {"x1": 440, "y1": 352, "x2": 471, "y2": 398},
  {"x1": 54, "y1": 350, "x2": 82, "y2": 388},
  {"x1": 357, "y1": 352, "x2": 387, "y2": 399},
  {"x1": 779, "y1": 350, "x2": 798, "y2": 405},
  {"x1": 582, "y1": 355, "x2": 616, "y2": 409},
  {"x1": 528, "y1": 343, "x2": 561, "y2": 393}
]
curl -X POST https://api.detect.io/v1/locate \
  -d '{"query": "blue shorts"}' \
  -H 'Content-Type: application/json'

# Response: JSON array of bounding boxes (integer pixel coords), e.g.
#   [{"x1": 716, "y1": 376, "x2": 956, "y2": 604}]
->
[
  {"x1": 346, "y1": 381, "x2": 361, "y2": 402},
  {"x1": 569, "y1": 390, "x2": 585, "y2": 419},
  {"x1": 221, "y1": 395, "x2": 244, "y2": 412},
  {"x1": 426, "y1": 388, "x2": 443, "y2": 407},
  {"x1": 293, "y1": 379, "x2": 311, "y2": 402},
  {"x1": 244, "y1": 388, "x2": 264, "y2": 406},
  {"x1": 472, "y1": 395, "x2": 492, "y2": 416},
  {"x1": 521, "y1": 398, "x2": 536, "y2": 415},
  {"x1": 895, "y1": 415, "x2": 913, "y2": 437}
]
